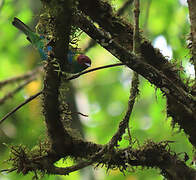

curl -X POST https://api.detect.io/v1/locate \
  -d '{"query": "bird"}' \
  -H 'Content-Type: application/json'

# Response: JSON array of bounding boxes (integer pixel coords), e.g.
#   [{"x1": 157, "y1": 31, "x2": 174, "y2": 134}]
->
[{"x1": 12, "y1": 17, "x2": 91, "y2": 73}]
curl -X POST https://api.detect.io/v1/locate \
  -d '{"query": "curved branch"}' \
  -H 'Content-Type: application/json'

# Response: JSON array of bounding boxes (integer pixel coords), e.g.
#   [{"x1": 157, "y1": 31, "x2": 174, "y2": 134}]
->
[
  {"x1": 66, "y1": 63, "x2": 124, "y2": 81},
  {"x1": 40, "y1": 0, "x2": 74, "y2": 154},
  {"x1": 75, "y1": 12, "x2": 196, "y2": 147},
  {"x1": 77, "y1": 0, "x2": 188, "y2": 93},
  {"x1": 0, "y1": 67, "x2": 41, "y2": 89},
  {"x1": 0, "y1": 77, "x2": 36, "y2": 105},
  {"x1": 14, "y1": 140, "x2": 196, "y2": 179},
  {"x1": 0, "y1": 91, "x2": 42, "y2": 124}
]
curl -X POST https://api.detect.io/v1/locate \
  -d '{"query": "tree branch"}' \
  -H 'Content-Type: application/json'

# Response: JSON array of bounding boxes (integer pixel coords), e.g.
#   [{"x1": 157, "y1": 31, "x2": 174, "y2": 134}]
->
[
  {"x1": 75, "y1": 13, "x2": 194, "y2": 110},
  {"x1": 107, "y1": 0, "x2": 141, "y2": 149},
  {"x1": 0, "y1": 91, "x2": 42, "y2": 124},
  {"x1": 74, "y1": 11, "x2": 196, "y2": 147},
  {"x1": 0, "y1": 67, "x2": 41, "y2": 89},
  {"x1": 0, "y1": 77, "x2": 36, "y2": 105},
  {"x1": 3, "y1": 1, "x2": 196, "y2": 179},
  {"x1": 83, "y1": 0, "x2": 133, "y2": 54},
  {"x1": 75, "y1": 1, "x2": 196, "y2": 148},
  {"x1": 187, "y1": 0, "x2": 196, "y2": 79},
  {"x1": 40, "y1": 0, "x2": 74, "y2": 155},
  {"x1": 74, "y1": 12, "x2": 196, "y2": 148},
  {"x1": 77, "y1": 0, "x2": 188, "y2": 93},
  {"x1": 66, "y1": 63, "x2": 124, "y2": 81}
]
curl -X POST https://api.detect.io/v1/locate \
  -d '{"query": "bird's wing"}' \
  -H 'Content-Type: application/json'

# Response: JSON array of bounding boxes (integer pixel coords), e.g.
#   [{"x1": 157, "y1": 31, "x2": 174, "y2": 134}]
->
[{"x1": 12, "y1": 17, "x2": 33, "y2": 36}]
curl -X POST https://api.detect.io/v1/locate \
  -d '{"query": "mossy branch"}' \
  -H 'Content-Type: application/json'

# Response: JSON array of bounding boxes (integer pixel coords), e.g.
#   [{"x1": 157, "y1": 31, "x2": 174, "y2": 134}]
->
[
  {"x1": 40, "y1": 0, "x2": 74, "y2": 155},
  {"x1": 74, "y1": 9, "x2": 196, "y2": 147}
]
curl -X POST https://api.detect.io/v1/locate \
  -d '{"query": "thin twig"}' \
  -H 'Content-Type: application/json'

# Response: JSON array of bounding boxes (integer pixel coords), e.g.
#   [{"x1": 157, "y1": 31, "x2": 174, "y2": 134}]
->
[
  {"x1": 107, "y1": 71, "x2": 139, "y2": 148},
  {"x1": 107, "y1": 0, "x2": 140, "y2": 148},
  {"x1": 0, "y1": 77, "x2": 36, "y2": 105},
  {"x1": 66, "y1": 63, "x2": 124, "y2": 81},
  {"x1": 133, "y1": 0, "x2": 140, "y2": 53},
  {"x1": 0, "y1": 168, "x2": 17, "y2": 173},
  {"x1": 0, "y1": 91, "x2": 42, "y2": 124},
  {"x1": 65, "y1": 111, "x2": 88, "y2": 117},
  {"x1": 126, "y1": 0, "x2": 140, "y2": 143},
  {"x1": 126, "y1": 71, "x2": 139, "y2": 144},
  {"x1": 0, "y1": 67, "x2": 41, "y2": 89}
]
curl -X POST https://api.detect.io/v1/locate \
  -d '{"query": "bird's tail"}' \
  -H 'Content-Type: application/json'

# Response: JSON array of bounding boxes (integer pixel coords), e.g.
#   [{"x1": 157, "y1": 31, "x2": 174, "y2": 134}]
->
[{"x1": 12, "y1": 17, "x2": 32, "y2": 36}]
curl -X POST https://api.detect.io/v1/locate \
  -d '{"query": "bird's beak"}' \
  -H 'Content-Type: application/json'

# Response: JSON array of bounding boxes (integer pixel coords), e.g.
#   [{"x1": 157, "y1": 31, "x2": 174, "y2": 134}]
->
[{"x1": 84, "y1": 63, "x2": 91, "y2": 67}]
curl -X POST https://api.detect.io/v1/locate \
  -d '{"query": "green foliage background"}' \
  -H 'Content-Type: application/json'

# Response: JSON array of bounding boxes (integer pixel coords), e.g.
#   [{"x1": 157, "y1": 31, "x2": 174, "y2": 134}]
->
[{"x1": 0, "y1": 0, "x2": 193, "y2": 179}]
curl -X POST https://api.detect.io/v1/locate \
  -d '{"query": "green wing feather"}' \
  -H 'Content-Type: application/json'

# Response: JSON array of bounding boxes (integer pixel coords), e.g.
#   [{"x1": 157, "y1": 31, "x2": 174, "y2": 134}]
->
[
  {"x1": 12, "y1": 17, "x2": 91, "y2": 68},
  {"x1": 12, "y1": 17, "x2": 41, "y2": 44}
]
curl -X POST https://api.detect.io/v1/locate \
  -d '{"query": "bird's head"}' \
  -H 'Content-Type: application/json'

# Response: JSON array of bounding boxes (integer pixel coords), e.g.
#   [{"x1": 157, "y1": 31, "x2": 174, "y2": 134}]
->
[{"x1": 76, "y1": 54, "x2": 91, "y2": 68}]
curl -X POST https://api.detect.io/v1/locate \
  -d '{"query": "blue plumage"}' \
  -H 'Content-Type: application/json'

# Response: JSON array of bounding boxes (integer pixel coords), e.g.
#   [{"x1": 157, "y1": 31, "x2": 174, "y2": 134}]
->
[{"x1": 12, "y1": 17, "x2": 91, "y2": 73}]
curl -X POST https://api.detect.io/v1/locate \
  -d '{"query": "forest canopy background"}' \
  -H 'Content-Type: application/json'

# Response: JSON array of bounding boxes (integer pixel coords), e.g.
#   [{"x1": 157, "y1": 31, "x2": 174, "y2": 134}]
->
[{"x1": 0, "y1": 0, "x2": 195, "y2": 180}]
